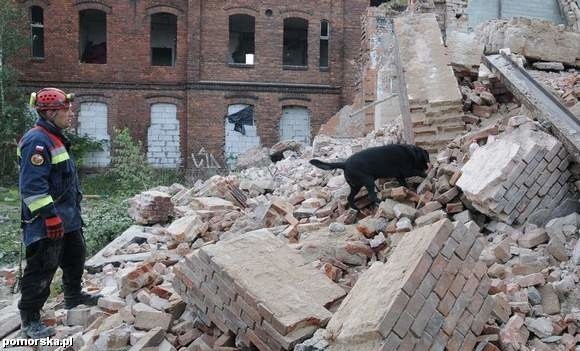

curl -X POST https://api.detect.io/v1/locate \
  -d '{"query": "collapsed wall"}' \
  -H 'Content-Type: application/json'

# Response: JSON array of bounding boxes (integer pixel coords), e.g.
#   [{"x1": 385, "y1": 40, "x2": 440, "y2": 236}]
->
[
  {"x1": 457, "y1": 120, "x2": 574, "y2": 225},
  {"x1": 477, "y1": 18, "x2": 580, "y2": 67},
  {"x1": 299, "y1": 219, "x2": 494, "y2": 351},
  {"x1": 393, "y1": 14, "x2": 466, "y2": 153},
  {"x1": 173, "y1": 229, "x2": 346, "y2": 351}
]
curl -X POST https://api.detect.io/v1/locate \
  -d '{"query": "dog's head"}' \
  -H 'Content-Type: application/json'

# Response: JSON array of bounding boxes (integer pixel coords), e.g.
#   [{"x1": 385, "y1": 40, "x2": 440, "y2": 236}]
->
[{"x1": 415, "y1": 147, "x2": 430, "y2": 171}]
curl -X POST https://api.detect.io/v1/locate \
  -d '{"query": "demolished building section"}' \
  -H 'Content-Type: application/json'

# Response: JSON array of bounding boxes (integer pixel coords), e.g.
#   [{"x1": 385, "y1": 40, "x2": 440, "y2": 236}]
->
[
  {"x1": 173, "y1": 230, "x2": 346, "y2": 351},
  {"x1": 477, "y1": 18, "x2": 580, "y2": 68},
  {"x1": 458, "y1": 124, "x2": 573, "y2": 225},
  {"x1": 394, "y1": 13, "x2": 466, "y2": 153},
  {"x1": 313, "y1": 219, "x2": 491, "y2": 351},
  {"x1": 1, "y1": 2, "x2": 580, "y2": 351},
  {"x1": 0, "y1": 113, "x2": 578, "y2": 351}
]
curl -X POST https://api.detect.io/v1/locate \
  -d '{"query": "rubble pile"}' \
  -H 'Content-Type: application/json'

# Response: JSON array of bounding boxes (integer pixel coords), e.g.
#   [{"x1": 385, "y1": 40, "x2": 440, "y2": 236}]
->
[
  {"x1": 458, "y1": 119, "x2": 574, "y2": 225},
  {"x1": 476, "y1": 18, "x2": 580, "y2": 68},
  {"x1": 528, "y1": 70, "x2": 580, "y2": 109},
  {"x1": 304, "y1": 219, "x2": 492, "y2": 351},
  {"x1": 477, "y1": 213, "x2": 580, "y2": 351},
  {"x1": 173, "y1": 230, "x2": 346, "y2": 351},
  {"x1": 0, "y1": 115, "x2": 578, "y2": 351},
  {"x1": 128, "y1": 190, "x2": 175, "y2": 225},
  {"x1": 460, "y1": 81, "x2": 500, "y2": 119}
]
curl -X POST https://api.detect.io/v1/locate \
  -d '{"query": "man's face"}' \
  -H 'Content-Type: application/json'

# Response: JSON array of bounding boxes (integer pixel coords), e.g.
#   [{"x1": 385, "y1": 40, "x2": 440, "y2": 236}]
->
[{"x1": 48, "y1": 107, "x2": 74, "y2": 129}]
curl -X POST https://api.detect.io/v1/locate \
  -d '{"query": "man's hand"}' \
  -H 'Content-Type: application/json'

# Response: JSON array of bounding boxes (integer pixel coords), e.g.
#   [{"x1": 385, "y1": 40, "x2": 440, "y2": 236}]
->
[{"x1": 45, "y1": 216, "x2": 64, "y2": 239}]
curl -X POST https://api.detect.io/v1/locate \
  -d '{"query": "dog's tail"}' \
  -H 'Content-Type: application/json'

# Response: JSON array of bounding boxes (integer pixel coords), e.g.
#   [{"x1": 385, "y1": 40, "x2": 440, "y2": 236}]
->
[{"x1": 309, "y1": 159, "x2": 346, "y2": 170}]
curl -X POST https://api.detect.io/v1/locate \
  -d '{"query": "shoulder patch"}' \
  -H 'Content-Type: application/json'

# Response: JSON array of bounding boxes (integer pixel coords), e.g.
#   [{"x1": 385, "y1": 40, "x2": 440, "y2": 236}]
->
[{"x1": 30, "y1": 153, "x2": 45, "y2": 166}]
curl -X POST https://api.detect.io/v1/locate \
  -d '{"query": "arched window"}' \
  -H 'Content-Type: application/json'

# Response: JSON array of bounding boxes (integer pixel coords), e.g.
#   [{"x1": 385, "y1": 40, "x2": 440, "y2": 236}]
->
[
  {"x1": 79, "y1": 9, "x2": 107, "y2": 64},
  {"x1": 283, "y1": 18, "x2": 308, "y2": 66},
  {"x1": 229, "y1": 14, "x2": 255, "y2": 64},
  {"x1": 30, "y1": 6, "x2": 44, "y2": 58},
  {"x1": 320, "y1": 20, "x2": 329, "y2": 68},
  {"x1": 151, "y1": 13, "x2": 177, "y2": 66}
]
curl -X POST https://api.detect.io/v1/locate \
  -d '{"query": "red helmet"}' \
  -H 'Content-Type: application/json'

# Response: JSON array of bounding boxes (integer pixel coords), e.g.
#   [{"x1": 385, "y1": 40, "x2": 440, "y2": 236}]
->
[{"x1": 30, "y1": 88, "x2": 74, "y2": 111}]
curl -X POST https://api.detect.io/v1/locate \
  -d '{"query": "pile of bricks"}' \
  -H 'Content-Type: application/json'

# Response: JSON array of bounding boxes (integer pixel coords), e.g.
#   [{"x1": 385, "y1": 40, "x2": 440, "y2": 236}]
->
[
  {"x1": 458, "y1": 124, "x2": 573, "y2": 225},
  {"x1": 309, "y1": 218, "x2": 495, "y2": 351},
  {"x1": 460, "y1": 83, "x2": 499, "y2": 119},
  {"x1": 128, "y1": 190, "x2": 174, "y2": 225},
  {"x1": 173, "y1": 229, "x2": 346, "y2": 351}
]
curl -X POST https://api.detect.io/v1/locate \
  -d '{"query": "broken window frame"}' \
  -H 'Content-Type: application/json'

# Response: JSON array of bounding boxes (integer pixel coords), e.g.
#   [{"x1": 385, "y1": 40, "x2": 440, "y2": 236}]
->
[
  {"x1": 228, "y1": 14, "x2": 256, "y2": 65},
  {"x1": 319, "y1": 20, "x2": 330, "y2": 69},
  {"x1": 79, "y1": 9, "x2": 107, "y2": 64},
  {"x1": 150, "y1": 12, "x2": 178, "y2": 67},
  {"x1": 30, "y1": 6, "x2": 44, "y2": 59},
  {"x1": 283, "y1": 17, "x2": 309, "y2": 68}
]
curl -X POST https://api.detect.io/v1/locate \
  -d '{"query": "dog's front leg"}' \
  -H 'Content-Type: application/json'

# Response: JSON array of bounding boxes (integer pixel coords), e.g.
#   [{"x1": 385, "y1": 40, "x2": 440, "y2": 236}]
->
[
  {"x1": 347, "y1": 185, "x2": 362, "y2": 211},
  {"x1": 364, "y1": 179, "x2": 380, "y2": 209},
  {"x1": 397, "y1": 176, "x2": 409, "y2": 188}
]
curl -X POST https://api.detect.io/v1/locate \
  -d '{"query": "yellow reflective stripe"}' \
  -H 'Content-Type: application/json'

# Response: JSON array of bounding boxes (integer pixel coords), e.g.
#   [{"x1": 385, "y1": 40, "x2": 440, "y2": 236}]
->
[
  {"x1": 51, "y1": 151, "x2": 70, "y2": 164},
  {"x1": 28, "y1": 195, "x2": 54, "y2": 212},
  {"x1": 17, "y1": 147, "x2": 21, "y2": 157}
]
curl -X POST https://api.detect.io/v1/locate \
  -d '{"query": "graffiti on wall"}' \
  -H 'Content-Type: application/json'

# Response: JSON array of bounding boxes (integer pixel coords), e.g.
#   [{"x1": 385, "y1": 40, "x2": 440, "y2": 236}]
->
[{"x1": 191, "y1": 147, "x2": 222, "y2": 169}]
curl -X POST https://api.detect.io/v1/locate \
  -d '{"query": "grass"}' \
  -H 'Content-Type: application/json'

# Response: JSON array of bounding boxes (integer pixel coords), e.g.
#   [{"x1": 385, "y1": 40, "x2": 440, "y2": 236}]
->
[
  {"x1": 0, "y1": 168, "x2": 186, "y2": 266},
  {"x1": 0, "y1": 187, "x2": 22, "y2": 266}
]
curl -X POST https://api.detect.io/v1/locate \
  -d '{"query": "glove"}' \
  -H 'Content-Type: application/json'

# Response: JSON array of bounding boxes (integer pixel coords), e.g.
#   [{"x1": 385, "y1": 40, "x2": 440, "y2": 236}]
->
[{"x1": 45, "y1": 216, "x2": 64, "y2": 239}]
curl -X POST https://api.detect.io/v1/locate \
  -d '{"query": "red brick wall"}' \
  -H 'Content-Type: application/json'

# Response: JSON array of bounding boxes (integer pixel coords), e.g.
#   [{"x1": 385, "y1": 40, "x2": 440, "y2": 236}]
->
[{"x1": 16, "y1": 0, "x2": 367, "y2": 170}]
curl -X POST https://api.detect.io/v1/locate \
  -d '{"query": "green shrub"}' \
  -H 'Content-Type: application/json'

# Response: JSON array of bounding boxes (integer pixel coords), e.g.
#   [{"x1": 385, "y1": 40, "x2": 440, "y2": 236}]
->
[
  {"x1": 0, "y1": 209, "x2": 21, "y2": 265},
  {"x1": 107, "y1": 128, "x2": 154, "y2": 196},
  {"x1": 0, "y1": 2, "x2": 31, "y2": 183},
  {"x1": 0, "y1": 188, "x2": 20, "y2": 265},
  {"x1": 83, "y1": 197, "x2": 132, "y2": 257},
  {"x1": 64, "y1": 131, "x2": 104, "y2": 167}
]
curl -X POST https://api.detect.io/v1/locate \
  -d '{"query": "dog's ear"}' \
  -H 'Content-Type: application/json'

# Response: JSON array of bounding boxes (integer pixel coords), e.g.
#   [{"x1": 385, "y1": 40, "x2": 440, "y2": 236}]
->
[
  {"x1": 422, "y1": 149, "x2": 429, "y2": 164},
  {"x1": 415, "y1": 147, "x2": 429, "y2": 169}
]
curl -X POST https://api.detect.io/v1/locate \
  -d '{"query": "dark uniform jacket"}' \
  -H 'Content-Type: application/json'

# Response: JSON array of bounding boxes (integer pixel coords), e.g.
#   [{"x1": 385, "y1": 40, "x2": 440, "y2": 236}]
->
[{"x1": 17, "y1": 118, "x2": 83, "y2": 246}]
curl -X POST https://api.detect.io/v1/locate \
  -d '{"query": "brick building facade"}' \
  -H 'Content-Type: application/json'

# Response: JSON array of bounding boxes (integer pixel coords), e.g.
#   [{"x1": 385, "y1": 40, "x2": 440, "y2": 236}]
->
[{"x1": 16, "y1": 0, "x2": 368, "y2": 171}]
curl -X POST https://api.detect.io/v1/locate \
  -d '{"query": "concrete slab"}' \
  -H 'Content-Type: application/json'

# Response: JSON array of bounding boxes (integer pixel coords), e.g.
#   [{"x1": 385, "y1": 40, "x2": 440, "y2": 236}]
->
[
  {"x1": 393, "y1": 14, "x2": 465, "y2": 152},
  {"x1": 86, "y1": 226, "x2": 154, "y2": 273},
  {"x1": 394, "y1": 14, "x2": 462, "y2": 110}
]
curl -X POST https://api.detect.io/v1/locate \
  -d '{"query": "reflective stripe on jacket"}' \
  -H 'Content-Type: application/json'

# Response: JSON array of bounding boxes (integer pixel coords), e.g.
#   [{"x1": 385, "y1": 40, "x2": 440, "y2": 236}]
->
[{"x1": 18, "y1": 118, "x2": 83, "y2": 246}]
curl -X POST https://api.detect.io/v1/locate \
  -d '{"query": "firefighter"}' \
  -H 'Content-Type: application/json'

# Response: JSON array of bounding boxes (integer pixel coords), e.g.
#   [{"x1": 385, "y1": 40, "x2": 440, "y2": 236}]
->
[{"x1": 17, "y1": 88, "x2": 100, "y2": 338}]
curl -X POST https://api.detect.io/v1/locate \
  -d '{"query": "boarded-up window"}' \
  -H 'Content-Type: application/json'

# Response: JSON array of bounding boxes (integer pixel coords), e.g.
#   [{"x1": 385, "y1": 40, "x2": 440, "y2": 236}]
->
[
  {"x1": 280, "y1": 106, "x2": 310, "y2": 144},
  {"x1": 147, "y1": 103, "x2": 181, "y2": 168},
  {"x1": 77, "y1": 102, "x2": 110, "y2": 167},
  {"x1": 225, "y1": 104, "x2": 260, "y2": 169}
]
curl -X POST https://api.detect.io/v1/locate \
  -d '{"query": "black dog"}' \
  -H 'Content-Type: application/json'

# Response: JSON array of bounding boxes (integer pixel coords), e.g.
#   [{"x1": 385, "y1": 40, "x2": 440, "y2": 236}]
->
[{"x1": 310, "y1": 144, "x2": 430, "y2": 210}]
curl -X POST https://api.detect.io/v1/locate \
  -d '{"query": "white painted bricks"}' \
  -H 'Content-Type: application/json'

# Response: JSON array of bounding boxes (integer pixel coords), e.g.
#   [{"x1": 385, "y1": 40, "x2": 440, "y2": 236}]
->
[
  {"x1": 147, "y1": 103, "x2": 181, "y2": 168},
  {"x1": 78, "y1": 102, "x2": 111, "y2": 167}
]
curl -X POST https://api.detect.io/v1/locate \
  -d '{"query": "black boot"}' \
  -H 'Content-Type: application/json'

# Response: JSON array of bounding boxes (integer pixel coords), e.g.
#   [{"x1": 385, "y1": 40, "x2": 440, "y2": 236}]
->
[
  {"x1": 20, "y1": 310, "x2": 56, "y2": 338},
  {"x1": 64, "y1": 291, "x2": 102, "y2": 309}
]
